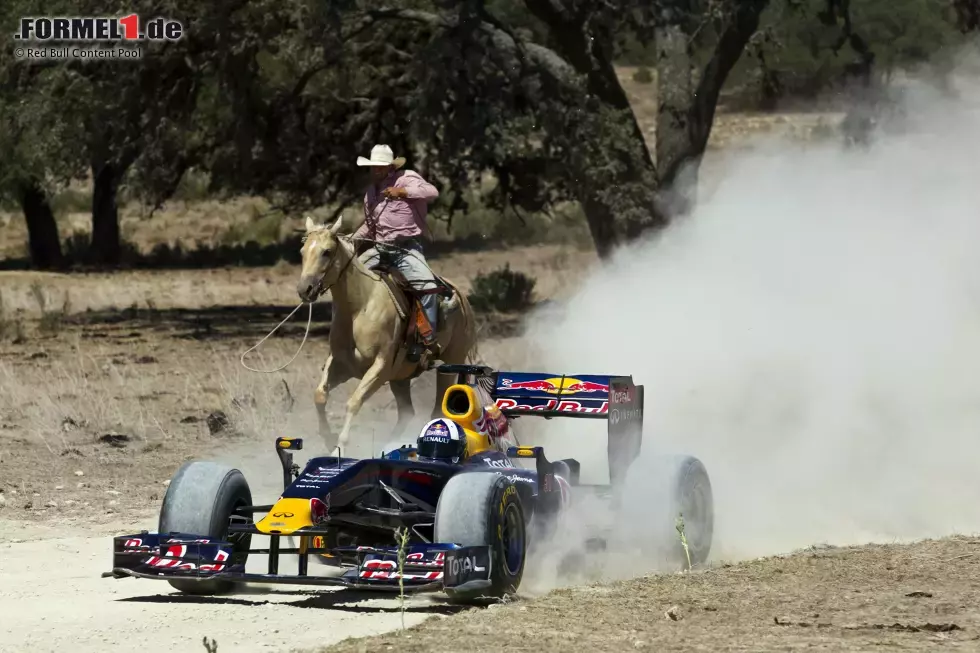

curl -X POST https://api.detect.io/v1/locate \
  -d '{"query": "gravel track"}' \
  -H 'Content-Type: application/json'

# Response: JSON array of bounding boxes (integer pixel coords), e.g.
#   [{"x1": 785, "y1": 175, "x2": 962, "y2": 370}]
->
[{"x1": 0, "y1": 516, "x2": 450, "y2": 653}]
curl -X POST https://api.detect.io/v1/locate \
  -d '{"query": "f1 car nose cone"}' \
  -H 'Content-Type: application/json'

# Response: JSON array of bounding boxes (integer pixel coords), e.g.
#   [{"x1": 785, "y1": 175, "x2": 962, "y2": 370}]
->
[{"x1": 255, "y1": 498, "x2": 314, "y2": 535}]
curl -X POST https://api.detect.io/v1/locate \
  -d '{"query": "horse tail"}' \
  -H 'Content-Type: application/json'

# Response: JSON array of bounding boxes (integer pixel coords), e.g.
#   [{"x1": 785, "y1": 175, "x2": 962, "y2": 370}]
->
[{"x1": 466, "y1": 338, "x2": 487, "y2": 366}]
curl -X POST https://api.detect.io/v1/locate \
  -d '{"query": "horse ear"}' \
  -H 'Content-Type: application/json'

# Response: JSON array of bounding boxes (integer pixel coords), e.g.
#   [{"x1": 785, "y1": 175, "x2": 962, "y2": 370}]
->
[
  {"x1": 305, "y1": 215, "x2": 316, "y2": 232},
  {"x1": 329, "y1": 215, "x2": 343, "y2": 235}
]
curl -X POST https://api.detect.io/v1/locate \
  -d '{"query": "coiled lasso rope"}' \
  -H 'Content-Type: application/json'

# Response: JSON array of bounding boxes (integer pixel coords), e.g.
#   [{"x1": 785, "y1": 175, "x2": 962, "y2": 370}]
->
[{"x1": 239, "y1": 301, "x2": 314, "y2": 373}]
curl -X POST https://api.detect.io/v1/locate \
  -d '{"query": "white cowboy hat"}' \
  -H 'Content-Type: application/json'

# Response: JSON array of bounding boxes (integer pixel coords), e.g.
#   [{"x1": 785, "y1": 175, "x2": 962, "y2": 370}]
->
[{"x1": 356, "y1": 144, "x2": 406, "y2": 168}]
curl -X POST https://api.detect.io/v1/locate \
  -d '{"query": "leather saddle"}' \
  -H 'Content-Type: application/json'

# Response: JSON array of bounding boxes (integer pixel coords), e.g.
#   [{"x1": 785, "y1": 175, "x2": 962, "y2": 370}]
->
[
  {"x1": 379, "y1": 266, "x2": 453, "y2": 300},
  {"x1": 373, "y1": 264, "x2": 457, "y2": 363}
]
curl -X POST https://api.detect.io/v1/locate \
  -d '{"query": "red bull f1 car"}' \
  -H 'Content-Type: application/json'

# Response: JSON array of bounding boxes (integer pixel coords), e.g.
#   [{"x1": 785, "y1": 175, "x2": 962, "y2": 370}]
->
[{"x1": 102, "y1": 364, "x2": 714, "y2": 603}]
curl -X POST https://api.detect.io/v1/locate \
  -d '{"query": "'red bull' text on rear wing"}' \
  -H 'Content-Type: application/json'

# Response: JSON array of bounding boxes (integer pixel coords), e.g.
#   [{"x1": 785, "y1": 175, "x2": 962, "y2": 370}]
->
[
  {"x1": 433, "y1": 365, "x2": 645, "y2": 486},
  {"x1": 491, "y1": 371, "x2": 645, "y2": 486}
]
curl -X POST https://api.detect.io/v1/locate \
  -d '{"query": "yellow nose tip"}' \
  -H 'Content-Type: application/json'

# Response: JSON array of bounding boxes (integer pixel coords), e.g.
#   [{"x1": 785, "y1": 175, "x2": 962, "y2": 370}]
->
[{"x1": 254, "y1": 498, "x2": 313, "y2": 535}]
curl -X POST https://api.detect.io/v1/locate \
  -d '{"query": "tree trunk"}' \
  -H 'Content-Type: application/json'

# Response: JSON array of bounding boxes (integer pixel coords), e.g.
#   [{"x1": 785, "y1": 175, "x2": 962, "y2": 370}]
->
[
  {"x1": 520, "y1": 0, "x2": 768, "y2": 257},
  {"x1": 655, "y1": 1, "x2": 772, "y2": 213},
  {"x1": 655, "y1": 23, "x2": 696, "y2": 217},
  {"x1": 89, "y1": 160, "x2": 123, "y2": 266},
  {"x1": 578, "y1": 177, "x2": 670, "y2": 259},
  {"x1": 17, "y1": 178, "x2": 65, "y2": 270},
  {"x1": 581, "y1": 197, "x2": 622, "y2": 260},
  {"x1": 520, "y1": 0, "x2": 667, "y2": 257}
]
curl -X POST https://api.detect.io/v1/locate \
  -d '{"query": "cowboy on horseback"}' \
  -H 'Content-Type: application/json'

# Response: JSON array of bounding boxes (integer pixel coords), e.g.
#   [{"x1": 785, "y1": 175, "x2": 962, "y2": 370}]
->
[{"x1": 353, "y1": 144, "x2": 442, "y2": 362}]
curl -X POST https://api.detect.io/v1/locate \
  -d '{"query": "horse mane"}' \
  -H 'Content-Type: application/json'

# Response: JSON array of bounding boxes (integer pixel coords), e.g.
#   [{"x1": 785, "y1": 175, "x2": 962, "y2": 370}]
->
[
  {"x1": 300, "y1": 226, "x2": 328, "y2": 244},
  {"x1": 341, "y1": 236, "x2": 382, "y2": 281}
]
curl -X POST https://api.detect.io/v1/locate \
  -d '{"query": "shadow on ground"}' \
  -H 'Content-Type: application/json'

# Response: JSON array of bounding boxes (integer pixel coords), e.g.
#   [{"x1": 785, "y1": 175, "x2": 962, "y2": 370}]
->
[
  {"x1": 119, "y1": 588, "x2": 470, "y2": 616},
  {"x1": 65, "y1": 302, "x2": 334, "y2": 341},
  {"x1": 0, "y1": 234, "x2": 510, "y2": 272},
  {"x1": 50, "y1": 301, "x2": 526, "y2": 342}
]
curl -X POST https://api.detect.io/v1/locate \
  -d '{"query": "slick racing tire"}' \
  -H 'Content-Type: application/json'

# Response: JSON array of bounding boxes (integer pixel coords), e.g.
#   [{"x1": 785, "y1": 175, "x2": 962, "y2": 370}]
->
[
  {"x1": 158, "y1": 460, "x2": 253, "y2": 595},
  {"x1": 618, "y1": 454, "x2": 713, "y2": 571},
  {"x1": 434, "y1": 472, "x2": 527, "y2": 603}
]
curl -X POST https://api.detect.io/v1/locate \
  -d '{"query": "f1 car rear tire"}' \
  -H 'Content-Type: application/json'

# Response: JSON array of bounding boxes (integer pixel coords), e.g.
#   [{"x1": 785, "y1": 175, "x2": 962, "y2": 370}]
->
[
  {"x1": 434, "y1": 471, "x2": 526, "y2": 603},
  {"x1": 620, "y1": 454, "x2": 714, "y2": 570},
  {"x1": 158, "y1": 460, "x2": 253, "y2": 595}
]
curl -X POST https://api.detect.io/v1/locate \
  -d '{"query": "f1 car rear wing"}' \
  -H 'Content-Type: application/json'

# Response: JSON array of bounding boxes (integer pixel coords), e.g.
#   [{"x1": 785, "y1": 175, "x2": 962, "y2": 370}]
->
[{"x1": 436, "y1": 365, "x2": 644, "y2": 486}]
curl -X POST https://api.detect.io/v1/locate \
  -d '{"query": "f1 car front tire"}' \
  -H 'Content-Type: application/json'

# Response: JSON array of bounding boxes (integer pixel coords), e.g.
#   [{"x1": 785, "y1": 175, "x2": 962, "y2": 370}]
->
[
  {"x1": 158, "y1": 460, "x2": 252, "y2": 595},
  {"x1": 434, "y1": 471, "x2": 526, "y2": 603}
]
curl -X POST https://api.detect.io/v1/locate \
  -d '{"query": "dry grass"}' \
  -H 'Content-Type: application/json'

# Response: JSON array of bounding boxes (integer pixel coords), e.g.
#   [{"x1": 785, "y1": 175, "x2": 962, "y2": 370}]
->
[
  {"x1": 614, "y1": 65, "x2": 846, "y2": 155},
  {"x1": 0, "y1": 243, "x2": 591, "y2": 524},
  {"x1": 0, "y1": 195, "x2": 285, "y2": 261},
  {"x1": 0, "y1": 330, "x2": 323, "y2": 522},
  {"x1": 0, "y1": 244, "x2": 593, "y2": 319}
]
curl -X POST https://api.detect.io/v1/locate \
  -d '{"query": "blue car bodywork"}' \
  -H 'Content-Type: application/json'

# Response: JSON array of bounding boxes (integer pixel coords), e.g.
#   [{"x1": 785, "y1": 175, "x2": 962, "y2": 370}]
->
[{"x1": 103, "y1": 364, "x2": 645, "y2": 594}]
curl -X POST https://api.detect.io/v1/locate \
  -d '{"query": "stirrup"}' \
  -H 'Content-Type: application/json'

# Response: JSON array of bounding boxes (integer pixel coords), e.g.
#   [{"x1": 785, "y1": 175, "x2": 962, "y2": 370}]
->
[{"x1": 406, "y1": 343, "x2": 424, "y2": 363}]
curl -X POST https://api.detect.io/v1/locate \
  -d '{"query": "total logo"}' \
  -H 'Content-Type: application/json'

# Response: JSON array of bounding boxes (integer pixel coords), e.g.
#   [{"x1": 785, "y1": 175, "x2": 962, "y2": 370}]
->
[{"x1": 499, "y1": 376, "x2": 609, "y2": 395}]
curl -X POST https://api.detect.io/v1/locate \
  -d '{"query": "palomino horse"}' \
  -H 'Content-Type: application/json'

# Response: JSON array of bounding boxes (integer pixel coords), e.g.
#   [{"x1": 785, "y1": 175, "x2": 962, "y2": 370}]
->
[{"x1": 296, "y1": 216, "x2": 479, "y2": 454}]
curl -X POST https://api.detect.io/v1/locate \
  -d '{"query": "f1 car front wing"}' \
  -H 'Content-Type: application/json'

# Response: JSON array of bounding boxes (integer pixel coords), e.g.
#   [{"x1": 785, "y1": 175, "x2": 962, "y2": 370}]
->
[{"x1": 101, "y1": 532, "x2": 493, "y2": 594}]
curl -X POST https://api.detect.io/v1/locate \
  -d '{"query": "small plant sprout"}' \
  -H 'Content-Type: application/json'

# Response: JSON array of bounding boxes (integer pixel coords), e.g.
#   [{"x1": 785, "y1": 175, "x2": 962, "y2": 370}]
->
[
  {"x1": 395, "y1": 526, "x2": 411, "y2": 631},
  {"x1": 676, "y1": 512, "x2": 692, "y2": 572}
]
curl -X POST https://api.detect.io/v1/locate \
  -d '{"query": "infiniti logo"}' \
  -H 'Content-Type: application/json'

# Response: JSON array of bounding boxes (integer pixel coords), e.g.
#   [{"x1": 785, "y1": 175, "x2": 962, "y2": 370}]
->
[{"x1": 272, "y1": 512, "x2": 294, "y2": 518}]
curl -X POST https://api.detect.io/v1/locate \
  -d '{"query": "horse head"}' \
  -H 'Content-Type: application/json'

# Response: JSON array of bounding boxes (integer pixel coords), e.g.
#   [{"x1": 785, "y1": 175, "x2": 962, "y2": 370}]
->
[{"x1": 297, "y1": 215, "x2": 352, "y2": 302}]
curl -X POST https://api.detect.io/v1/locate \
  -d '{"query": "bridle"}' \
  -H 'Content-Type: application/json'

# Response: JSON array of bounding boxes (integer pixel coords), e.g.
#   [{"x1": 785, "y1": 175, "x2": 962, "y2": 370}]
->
[
  {"x1": 240, "y1": 233, "x2": 358, "y2": 375},
  {"x1": 304, "y1": 233, "x2": 357, "y2": 302}
]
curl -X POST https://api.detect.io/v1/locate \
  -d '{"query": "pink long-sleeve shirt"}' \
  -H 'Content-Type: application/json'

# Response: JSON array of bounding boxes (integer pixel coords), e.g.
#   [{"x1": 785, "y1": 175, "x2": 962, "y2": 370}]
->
[{"x1": 353, "y1": 169, "x2": 439, "y2": 243}]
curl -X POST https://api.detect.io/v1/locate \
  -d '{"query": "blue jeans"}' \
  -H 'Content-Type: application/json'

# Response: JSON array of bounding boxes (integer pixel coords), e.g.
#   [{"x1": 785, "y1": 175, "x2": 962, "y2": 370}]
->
[{"x1": 359, "y1": 240, "x2": 439, "y2": 337}]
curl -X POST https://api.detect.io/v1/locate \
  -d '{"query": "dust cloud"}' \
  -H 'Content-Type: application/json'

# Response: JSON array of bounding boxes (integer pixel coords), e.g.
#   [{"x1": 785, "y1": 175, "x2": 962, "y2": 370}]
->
[{"x1": 522, "y1": 47, "x2": 980, "y2": 567}]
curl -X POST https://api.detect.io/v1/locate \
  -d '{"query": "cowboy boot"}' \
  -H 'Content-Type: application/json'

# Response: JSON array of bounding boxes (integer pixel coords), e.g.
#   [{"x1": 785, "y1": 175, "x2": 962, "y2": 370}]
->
[
  {"x1": 408, "y1": 331, "x2": 440, "y2": 365},
  {"x1": 416, "y1": 296, "x2": 441, "y2": 362},
  {"x1": 423, "y1": 337, "x2": 441, "y2": 361}
]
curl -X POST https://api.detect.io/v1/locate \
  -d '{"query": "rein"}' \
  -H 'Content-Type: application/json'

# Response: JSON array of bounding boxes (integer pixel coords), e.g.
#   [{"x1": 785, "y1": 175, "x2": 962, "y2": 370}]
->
[
  {"x1": 239, "y1": 301, "x2": 313, "y2": 374},
  {"x1": 239, "y1": 233, "x2": 355, "y2": 374},
  {"x1": 238, "y1": 231, "x2": 437, "y2": 375}
]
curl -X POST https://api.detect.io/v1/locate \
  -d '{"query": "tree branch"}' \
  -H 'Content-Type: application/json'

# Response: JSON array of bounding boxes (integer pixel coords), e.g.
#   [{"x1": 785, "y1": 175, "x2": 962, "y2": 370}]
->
[
  {"x1": 662, "y1": 0, "x2": 769, "y2": 186},
  {"x1": 365, "y1": 7, "x2": 583, "y2": 88},
  {"x1": 953, "y1": 0, "x2": 980, "y2": 32}
]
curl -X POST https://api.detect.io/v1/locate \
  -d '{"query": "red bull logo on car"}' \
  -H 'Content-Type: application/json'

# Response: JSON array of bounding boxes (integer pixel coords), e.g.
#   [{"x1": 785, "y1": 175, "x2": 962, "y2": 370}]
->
[
  {"x1": 494, "y1": 397, "x2": 608, "y2": 414},
  {"x1": 495, "y1": 373, "x2": 613, "y2": 414},
  {"x1": 499, "y1": 376, "x2": 609, "y2": 395}
]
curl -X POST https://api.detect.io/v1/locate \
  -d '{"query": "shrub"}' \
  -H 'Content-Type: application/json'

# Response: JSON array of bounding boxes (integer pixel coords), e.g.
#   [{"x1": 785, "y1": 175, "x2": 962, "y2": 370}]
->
[
  {"x1": 467, "y1": 264, "x2": 536, "y2": 313},
  {"x1": 632, "y1": 66, "x2": 654, "y2": 84}
]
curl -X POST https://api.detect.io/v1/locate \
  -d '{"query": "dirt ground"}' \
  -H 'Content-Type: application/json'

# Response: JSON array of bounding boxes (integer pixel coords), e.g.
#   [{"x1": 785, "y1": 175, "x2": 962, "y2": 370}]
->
[
  {"x1": 3, "y1": 252, "x2": 978, "y2": 653},
  {"x1": 0, "y1": 516, "x2": 449, "y2": 653},
  {"x1": 0, "y1": 103, "x2": 943, "y2": 653},
  {"x1": 0, "y1": 246, "x2": 589, "y2": 653},
  {"x1": 318, "y1": 536, "x2": 980, "y2": 653}
]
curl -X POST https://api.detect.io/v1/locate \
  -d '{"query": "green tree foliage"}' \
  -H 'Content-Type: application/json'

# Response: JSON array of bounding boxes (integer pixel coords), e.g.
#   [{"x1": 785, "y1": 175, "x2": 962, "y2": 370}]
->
[
  {"x1": 723, "y1": 0, "x2": 971, "y2": 106},
  {"x1": 0, "y1": 0, "x2": 89, "y2": 268},
  {"x1": 1, "y1": 0, "x2": 230, "y2": 265},
  {"x1": 953, "y1": 0, "x2": 980, "y2": 30},
  {"x1": 185, "y1": 0, "x2": 773, "y2": 257},
  {"x1": 0, "y1": 0, "x2": 975, "y2": 268}
]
